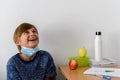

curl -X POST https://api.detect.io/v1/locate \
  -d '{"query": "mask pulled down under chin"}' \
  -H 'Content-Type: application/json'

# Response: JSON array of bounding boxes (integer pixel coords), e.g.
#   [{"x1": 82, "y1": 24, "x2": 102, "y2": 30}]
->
[{"x1": 21, "y1": 46, "x2": 39, "y2": 56}]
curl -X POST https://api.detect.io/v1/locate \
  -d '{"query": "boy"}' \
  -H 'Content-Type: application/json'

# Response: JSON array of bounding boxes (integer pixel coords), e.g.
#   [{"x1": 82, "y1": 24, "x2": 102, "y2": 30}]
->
[{"x1": 7, "y1": 23, "x2": 57, "y2": 80}]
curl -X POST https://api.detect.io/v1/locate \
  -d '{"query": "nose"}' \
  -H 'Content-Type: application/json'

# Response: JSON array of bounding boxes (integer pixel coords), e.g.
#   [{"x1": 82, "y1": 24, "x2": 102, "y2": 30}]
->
[{"x1": 29, "y1": 31, "x2": 35, "y2": 35}]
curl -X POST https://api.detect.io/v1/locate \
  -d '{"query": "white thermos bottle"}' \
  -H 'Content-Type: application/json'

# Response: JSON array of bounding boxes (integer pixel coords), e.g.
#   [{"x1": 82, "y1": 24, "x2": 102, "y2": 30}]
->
[{"x1": 95, "y1": 31, "x2": 102, "y2": 61}]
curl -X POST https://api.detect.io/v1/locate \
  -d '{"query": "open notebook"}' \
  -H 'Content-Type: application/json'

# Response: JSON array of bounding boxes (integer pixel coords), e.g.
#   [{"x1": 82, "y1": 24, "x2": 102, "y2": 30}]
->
[{"x1": 83, "y1": 67, "x2": 120, "y2": 78}]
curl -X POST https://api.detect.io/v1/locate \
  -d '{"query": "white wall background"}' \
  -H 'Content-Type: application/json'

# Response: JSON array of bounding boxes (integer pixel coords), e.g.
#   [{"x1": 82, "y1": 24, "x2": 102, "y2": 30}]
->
[{"x1": 1, "y1": 0, "x2": 120, "y2": 79}]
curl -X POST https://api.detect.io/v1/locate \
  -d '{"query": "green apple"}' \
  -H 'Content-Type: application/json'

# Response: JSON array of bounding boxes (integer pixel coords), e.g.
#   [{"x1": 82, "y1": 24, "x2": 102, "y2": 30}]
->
[{"x1": 78, "y1": 47, "x2": 87, "y2": 57}]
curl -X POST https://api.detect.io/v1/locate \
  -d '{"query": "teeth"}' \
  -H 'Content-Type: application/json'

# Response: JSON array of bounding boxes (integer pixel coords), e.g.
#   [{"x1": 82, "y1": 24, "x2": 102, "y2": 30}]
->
[{"x1": 29, "y1": 37, "x2": 34, "y2": 41}]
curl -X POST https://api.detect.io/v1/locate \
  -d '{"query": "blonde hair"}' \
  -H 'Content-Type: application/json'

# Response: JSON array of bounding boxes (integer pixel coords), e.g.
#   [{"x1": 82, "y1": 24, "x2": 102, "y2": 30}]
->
[{"x1": 13, "y1": 23, "x2": 38, "y2": 51}]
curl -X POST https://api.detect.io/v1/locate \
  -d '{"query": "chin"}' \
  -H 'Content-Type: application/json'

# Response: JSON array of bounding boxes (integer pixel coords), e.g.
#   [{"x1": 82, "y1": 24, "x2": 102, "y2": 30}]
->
[
  {"x1": 29, "y1": 43, "x2": 38, "y2": 47},
  {"x1": 33, "y1": 45, "x2": 38, "y2": 48}
]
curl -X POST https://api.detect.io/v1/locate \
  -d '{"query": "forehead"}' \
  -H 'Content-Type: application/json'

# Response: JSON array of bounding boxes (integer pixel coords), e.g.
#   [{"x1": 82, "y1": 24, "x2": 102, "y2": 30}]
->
[
  {"x1": 20, "y1": 26, "x2": 37, "y2": 33},
  {"x1": 25, "y1": 27, "x2": 36, "y2": 31},
  {"x1": 16, "y1": 26, "x2": 38, "y2": 37}
]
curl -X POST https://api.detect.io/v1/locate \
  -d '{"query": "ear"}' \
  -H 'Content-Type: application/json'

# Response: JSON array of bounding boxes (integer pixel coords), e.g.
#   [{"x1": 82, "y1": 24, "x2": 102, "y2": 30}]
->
[{"x1": 15, "y1": 40, "x2": 20, "y2": 46}]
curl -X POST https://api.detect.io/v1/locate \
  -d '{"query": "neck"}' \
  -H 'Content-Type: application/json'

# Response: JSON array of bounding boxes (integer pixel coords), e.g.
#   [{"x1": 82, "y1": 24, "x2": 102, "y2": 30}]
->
[{"x1": 19, "y1": 53, "x2": 36, "y2": 61}]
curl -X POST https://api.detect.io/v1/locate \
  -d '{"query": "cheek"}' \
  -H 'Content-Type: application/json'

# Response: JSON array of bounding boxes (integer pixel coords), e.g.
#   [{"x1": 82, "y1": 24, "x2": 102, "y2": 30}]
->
[
  {"x1": 20, "y1": 35, "x2": 28, "y2": 41},
  {"x1": 38, "y1": 38, "x2": 39, "y2": 42},
  {"x1": 19, "y1": 37, "x2": 27, "y2": 44}
]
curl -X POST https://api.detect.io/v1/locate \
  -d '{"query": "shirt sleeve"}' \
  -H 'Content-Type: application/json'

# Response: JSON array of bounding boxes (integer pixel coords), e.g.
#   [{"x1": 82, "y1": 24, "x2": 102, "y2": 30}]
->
[
  {"x1": 7, "y1": 61, "x2": 22, "y2": 80},
  {"x1": 45, "y1": 53, "x2": 57, "y2": 77}
]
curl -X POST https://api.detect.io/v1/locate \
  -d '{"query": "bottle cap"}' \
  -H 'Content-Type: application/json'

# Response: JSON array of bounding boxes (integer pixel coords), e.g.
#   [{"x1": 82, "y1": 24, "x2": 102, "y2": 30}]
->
[{"x1": 96, "y1": 32, "x2": 101, "y2": 35}]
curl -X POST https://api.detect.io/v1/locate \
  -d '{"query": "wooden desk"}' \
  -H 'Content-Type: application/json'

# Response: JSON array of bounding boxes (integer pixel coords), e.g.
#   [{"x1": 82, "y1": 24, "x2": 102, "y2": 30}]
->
[{"x1": 59, "y1": 65, "x2": 120, "y2": 80}]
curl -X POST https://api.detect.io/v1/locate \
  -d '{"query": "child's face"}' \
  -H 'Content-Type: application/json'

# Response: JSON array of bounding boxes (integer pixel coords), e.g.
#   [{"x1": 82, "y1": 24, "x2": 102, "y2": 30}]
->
[{"x1": 16, "y1": 27, "x2": 39, "y2": 48}]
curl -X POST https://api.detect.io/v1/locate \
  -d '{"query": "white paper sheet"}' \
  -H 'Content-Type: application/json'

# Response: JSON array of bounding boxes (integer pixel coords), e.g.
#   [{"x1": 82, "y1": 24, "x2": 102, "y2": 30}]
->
[{"x1": 83, "y1": 67, "x2": 120, "y2": 78}]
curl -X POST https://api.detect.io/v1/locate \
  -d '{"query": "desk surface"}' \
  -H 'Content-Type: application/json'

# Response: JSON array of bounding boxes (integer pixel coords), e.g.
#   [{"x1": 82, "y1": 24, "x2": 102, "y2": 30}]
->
[{"x1": 59, "y1": 65, "x2": 120, "y2": 80}]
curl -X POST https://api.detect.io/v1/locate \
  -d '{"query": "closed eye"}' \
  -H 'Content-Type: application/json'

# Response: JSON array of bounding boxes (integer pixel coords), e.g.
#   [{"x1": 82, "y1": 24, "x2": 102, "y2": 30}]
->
[
  {"x1": 23, "y1": 31, "x2": 29, "y2": 35},
  {"x1": 32, "y1": 30, "x2": 38, "y2": 34}
]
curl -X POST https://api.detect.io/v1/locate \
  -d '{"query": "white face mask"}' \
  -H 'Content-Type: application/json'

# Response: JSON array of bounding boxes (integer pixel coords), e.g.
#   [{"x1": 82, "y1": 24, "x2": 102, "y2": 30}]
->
[{"x1": 21, "y1": 46, "x2": 39, "y2": 56}]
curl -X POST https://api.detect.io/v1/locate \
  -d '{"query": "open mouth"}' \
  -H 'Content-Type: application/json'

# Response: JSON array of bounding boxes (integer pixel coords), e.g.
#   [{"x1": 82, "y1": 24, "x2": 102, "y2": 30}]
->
[{"x1": 28, "y1": 37, "x2": 37, "y2": 41}]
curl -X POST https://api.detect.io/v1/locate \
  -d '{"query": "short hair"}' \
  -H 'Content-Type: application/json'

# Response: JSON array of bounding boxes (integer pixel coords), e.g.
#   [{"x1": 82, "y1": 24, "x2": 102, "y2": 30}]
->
[{"x1": 13, "y1": 23, "x2": 38, "y2": 51}]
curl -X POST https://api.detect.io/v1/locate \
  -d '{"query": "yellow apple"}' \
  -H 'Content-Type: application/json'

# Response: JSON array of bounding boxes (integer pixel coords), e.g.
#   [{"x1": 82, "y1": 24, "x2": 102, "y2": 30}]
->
[{"x1": 78, "y1": 47, "x2": 87, "y2": 57}]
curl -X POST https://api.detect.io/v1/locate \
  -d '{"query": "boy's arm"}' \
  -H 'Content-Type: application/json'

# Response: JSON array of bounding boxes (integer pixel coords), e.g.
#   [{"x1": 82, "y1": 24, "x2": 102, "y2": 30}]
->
[
  {"x1": 7, "y1": 65, "x2": 21, "y2": 80},
  {"x1": 45, "y1": 53, "x2": 57, "y2": 80}
]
